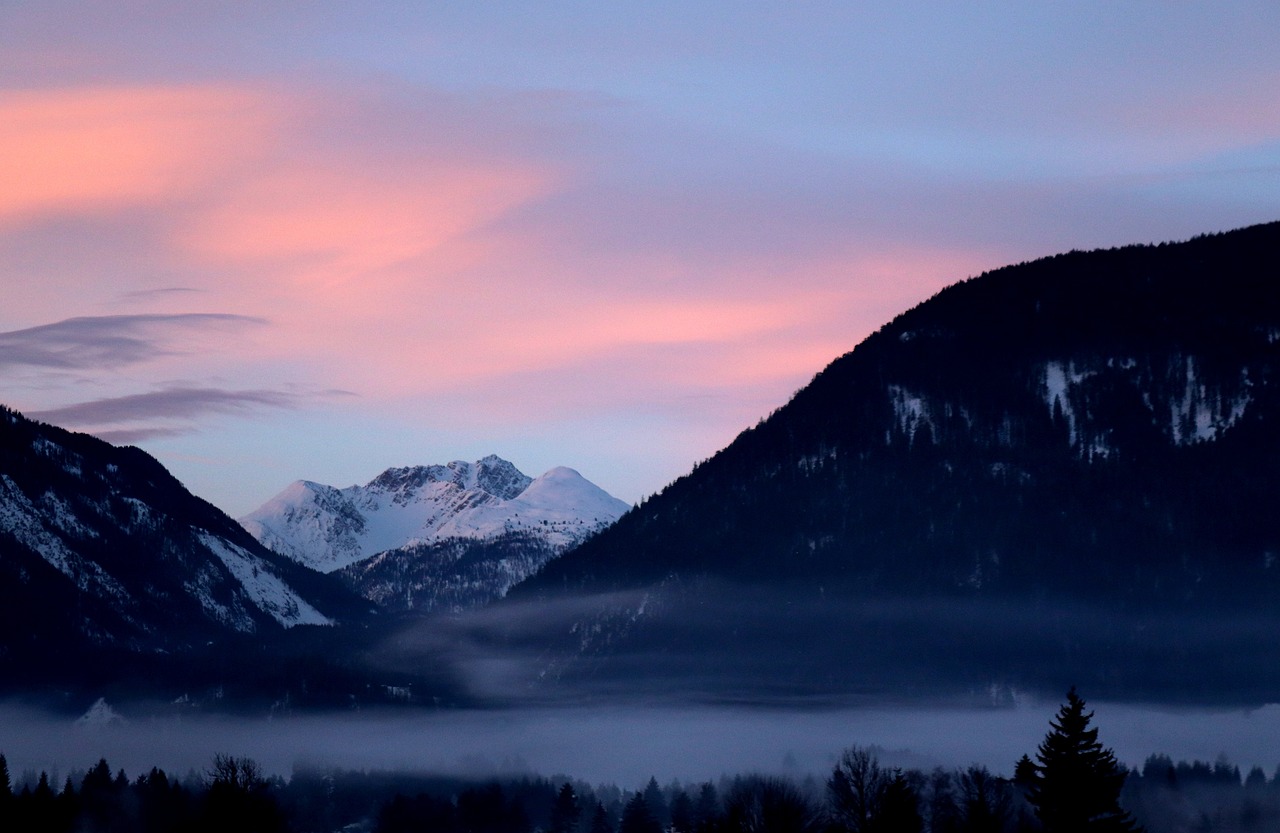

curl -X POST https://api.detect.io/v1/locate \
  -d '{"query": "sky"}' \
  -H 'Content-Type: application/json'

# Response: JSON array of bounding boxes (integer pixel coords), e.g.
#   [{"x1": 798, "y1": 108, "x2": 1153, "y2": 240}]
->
[{"x1": 2, "y1": 3, "x2": 1279, "y2": 517}]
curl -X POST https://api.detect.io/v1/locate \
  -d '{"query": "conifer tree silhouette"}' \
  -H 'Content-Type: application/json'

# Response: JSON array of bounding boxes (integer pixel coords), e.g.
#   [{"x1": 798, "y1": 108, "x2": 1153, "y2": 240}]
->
[{"x1": 1027, "y1": 688, "x2": 1141, "y2": 832}]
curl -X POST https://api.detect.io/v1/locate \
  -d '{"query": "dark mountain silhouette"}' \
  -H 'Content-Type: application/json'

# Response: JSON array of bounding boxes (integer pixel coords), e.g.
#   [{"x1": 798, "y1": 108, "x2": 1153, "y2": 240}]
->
[
  {"x1": 503, "y1": 221, "x2": 1280, "y2": 703},
  {"x1": 0, "y1": 407, "x2": 463, "y2": 707}
]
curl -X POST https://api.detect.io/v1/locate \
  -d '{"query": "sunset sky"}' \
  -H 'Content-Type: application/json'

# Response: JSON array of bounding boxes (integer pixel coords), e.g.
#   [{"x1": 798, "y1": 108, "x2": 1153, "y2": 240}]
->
[{"x1": 3, "y1": 3, "x2": 1279, "y2": 516}]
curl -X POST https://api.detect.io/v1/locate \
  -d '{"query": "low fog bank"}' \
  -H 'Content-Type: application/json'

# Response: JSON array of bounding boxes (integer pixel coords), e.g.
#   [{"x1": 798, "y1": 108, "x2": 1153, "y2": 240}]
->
[
  {"x1": 386, "y1": 583, "x2": 1280, "y2": 708},
  {"x1": 3, "y1": 700, "x2": 1279, "y2": 788}
]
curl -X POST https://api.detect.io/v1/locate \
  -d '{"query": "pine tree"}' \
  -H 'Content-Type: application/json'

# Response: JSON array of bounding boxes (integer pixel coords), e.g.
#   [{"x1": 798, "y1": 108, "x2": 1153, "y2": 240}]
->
[
  {"x1": 550, "y1": 783, "x2": 582, "y2": 833},
  {"x1": 871, "y1": 773, "x2": 922, "y2": 833},
  {"x1": 1026, "y1": 688, "x2": 1141, "y2": 832},
  {"x1": 694, "y1": 782, "x2": 719, "y2": 832},
  {"x1": 619, "y1": 792, "x2": 663, "y2": 833},
  {"x1": 588, "y1": 801, "x2": 614, "y2": 833},
  {"x1": 642, "y1": 777, "x2": 669, "y2": 828},
  {"x1": 670, "y1": 790, "x2": 695, "y2": 833}
]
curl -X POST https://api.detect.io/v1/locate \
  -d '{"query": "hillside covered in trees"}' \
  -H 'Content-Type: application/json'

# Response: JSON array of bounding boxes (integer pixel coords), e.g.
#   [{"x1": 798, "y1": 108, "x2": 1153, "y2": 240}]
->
[{"x1": 500, "y1": 222, "x2": 1280, "y2": 703}]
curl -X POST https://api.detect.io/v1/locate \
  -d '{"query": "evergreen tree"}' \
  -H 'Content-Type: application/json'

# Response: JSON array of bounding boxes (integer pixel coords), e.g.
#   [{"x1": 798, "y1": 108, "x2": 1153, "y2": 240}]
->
[
  {"x1": 694, "y1": 782, "x2": 720, "y2": 832},
  {"x1": 670, "y1": 790, "x2": 695, "y2": 833},
  {"x1": 588, "y1": 801, "x2": 614, "y2": 833},
  {"x1": 0, "y1": 753, "x2": 10, "y2": 799},
  {"x1": 871, "y1": 773, "x2": 922, "y2": 833},
  {"x1": 550, "y1": 783, "x2": 582, "y2": 833},
  {"x1": 55, "y1": 776, "x2": 81, "y2": 833},
  {"x1": 1013, "y1": 755, "x2": 1036, "y2": 790},
  {"x1": 1026, "y1": 688, "x2": 1141, "y2": 832},
  {"x1": 619, "y1": 792, "x2": 663, "y2": 833},
  {"x1": 642, "y1": 777, "x2": 670, "y2": 828},
  {"x1": 31, "y1": 771, "x2": 61, "y2": 831},
  {"x1": 457, "y1": 783, "x2": 529, "y2": 833},
  {"x1": 80, "y1": 757, "x2": 127, "y2": 833}
]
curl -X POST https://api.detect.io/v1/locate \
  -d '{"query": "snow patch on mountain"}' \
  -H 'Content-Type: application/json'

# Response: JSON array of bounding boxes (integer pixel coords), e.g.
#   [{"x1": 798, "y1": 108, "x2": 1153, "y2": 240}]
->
[
  {"x1": 183, "y1": 559, "x2": 259, "y2": 633},
  {"x1": 1169, "y1": 357, "x2": 1250, "y2": 444},
  {"x1": 888, "y1": 385, "x2": 934, "y2": 444},
  {"x1": 197, "y1": 533, "x2": 332, "y2": 627},
  {"x1": 1041, "y1": 356, "x2": 1251, "y2": 452},
  {"x1": 1043, "y1": 361, "x2": 1091, "y2": 446},
  {"x1": 77, "y1": 698, "x2": 126, "y2": 727},
  {"x1": 241, "y1": 457, "x2": 630, "y2": 573},
  {"x1": 39, "y1": 490, "x2": 98, "y2": 539},
  {"x1": 0, "y1": 474, "x2": 130, "y2": 604}
]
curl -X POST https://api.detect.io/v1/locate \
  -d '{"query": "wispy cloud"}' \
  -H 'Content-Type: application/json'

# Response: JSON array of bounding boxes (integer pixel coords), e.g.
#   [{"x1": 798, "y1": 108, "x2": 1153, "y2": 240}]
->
[
  {"x1": 90, "y1": 426, "x2": 195, "y2": 443},
  {"x1": 115, "y1": 287, "x2": 203, "y2": 303},
  {"x1": 28, "y1": 386, "x2": 299, "y2": 426},
  {"x1": 0, "y1": 313, "x2": 265, "y2": 371}
]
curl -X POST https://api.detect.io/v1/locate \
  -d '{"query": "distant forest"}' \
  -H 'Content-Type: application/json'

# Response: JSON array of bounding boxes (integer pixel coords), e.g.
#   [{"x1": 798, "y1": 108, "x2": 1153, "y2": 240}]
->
[{"x1": 2, "y1": 692, "x2": 1276, "y2": 833}]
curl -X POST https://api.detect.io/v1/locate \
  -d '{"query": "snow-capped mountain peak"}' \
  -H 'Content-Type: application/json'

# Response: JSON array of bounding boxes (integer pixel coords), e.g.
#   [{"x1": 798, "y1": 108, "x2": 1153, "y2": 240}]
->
[
  {"x1": 366, "y1": 455, "x2": 532, "y2": 503},
  {"x1": 240, "y1": 456, "x2": 629, "y2": 574}
]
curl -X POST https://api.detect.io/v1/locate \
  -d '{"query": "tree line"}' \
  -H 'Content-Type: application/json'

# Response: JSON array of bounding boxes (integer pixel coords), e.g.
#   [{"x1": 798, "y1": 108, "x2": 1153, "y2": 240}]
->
[{"x1": 3, "y1": 690, "x2": 1278, "y2": 832}]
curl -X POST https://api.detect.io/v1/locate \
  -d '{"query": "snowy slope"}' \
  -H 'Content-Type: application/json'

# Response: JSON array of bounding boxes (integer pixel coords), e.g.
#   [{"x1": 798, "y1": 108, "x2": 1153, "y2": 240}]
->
[
  {"x1": 0, "y1": 406, "x2": 352, "y2": 662},
  {"x1": 197, "y1": 533, "x2": 332, "y2": 627},
  {"x1": 240, "y1": 456, "x2": 629, "y2": 573}
]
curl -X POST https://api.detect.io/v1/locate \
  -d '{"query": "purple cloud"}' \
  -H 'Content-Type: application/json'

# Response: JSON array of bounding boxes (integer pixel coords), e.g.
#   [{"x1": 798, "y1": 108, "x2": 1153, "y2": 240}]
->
[
  {"x1": 0, "y1": 314, "x2": 265, "y2": 371},
  {"x1": 115, "y1": 287, "x2": 204, "y2": 302},
  {"x1": 28, "y1": 386, "x2": 299, "y2": 426},
  {"x1": 90, "y1": 426, "x2": 195, "y2": 443}
]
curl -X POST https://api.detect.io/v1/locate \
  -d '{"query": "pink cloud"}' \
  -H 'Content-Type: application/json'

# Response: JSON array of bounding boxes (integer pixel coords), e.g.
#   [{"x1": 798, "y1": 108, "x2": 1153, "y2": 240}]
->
[
  {"x1": 0, "y1": 79, "x2": 565, "y2": 344},
  {"x1": 323, "y1": 242, "x2": 995, "y2": 404},
  {"x1": 0, "y1": 85, "x2": 273, "y2": 225},
  {"x1": 183, "y1": 163, "x2": 550, "y2": 291},
  {"x1": 0, "y1": 75, "x2": 1006, "y2": 488}
]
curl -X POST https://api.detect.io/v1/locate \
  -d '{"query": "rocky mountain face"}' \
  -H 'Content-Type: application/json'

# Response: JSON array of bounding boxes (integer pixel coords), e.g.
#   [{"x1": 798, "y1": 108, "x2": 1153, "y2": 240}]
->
[
  {"x1": 499, "y1": 222, "x2": 1280, "y2": 703},
  {"x1": 242, "y1": 458, "x2": 630, "y2": 613},
  {"x1": 0, "y1": 406, "x2": 375, "y2": 699},
  {"x1": 336, "y1": 531, "x2": 559, "y2": 614}
]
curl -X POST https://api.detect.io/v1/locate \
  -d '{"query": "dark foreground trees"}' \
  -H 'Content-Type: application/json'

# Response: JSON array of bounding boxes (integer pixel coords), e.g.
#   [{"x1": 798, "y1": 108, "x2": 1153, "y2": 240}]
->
[
  {"x1": 826, "y1": 689, "x2": 1143, "y2": 832},
  {"x1": 1024, "y1": 687, "x2": 1141, "y2": 832},
  {"x1": 723, "y1": 776, "x2": 821, "y2": 833},
  {"x1": 9, "y1": 689, "x2": 1277, "y2": 833},
  {"x1": 202, "y1": 753, "x2": 287, "y2": 833},
  {"x1": 828, "y1": 745, "x2": 924, "y2": 833},
  {"x1": 0, "y1": 753, "x2": 284, "y2": 833}
]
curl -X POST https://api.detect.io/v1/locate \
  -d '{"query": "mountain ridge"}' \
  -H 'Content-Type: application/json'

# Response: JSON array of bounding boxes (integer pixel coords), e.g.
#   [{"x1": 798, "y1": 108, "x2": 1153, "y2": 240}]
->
[
  {"x1": 0, "y1": 405, "x2": 384, "y2": 701},
  {"x1": 242, "y1": 456, "x2": 628, "y2": 574},
  {"x1": 496, "y1": 221, "x2": 1280, "y2": 702},
  {"x1": 522, "y1": 222, "x2": 1280, "y2": 597},
  {"x1": 241, "y1": 456, "x2": 630, "y2": 613}
]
